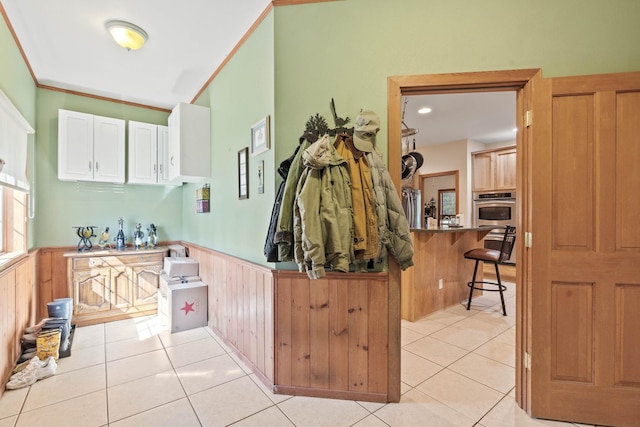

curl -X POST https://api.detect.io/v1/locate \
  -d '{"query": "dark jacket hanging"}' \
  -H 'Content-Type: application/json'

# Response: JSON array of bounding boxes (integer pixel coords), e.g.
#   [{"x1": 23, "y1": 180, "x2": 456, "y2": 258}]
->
[{"x1": 263, "y1": 143, "x2": 301, "y2": 262}]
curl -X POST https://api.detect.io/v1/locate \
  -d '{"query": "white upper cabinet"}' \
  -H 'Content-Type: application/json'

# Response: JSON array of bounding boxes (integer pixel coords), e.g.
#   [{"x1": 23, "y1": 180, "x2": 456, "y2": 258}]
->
[
  {"x1": 58, "y1": 109, "x2": 125, "y2": 183},
  {"x1": 168, "y1": 102, "x2": 211, "y2": 182},
  {"x1": 128, "y1": 121, "x2": 176, "y2": 185},
  {"x1": 157, "y1": 125, "x2": 172, "y2": 185}
]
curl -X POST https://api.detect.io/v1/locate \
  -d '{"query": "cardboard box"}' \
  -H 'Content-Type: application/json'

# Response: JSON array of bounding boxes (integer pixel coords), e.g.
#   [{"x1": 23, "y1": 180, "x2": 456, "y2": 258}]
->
[
  {"x1": 165, "y1": 281, "x2": 208, "y2": 333},
  {"x1": 159, "y1": 272, "x2": 201, "y2": 294},
  {"x1": 168, "y1": 244, "x2": 186, "y2": 257},
  {"x1": 164, "y1": 257, "x2": 199, "y2": 277}
]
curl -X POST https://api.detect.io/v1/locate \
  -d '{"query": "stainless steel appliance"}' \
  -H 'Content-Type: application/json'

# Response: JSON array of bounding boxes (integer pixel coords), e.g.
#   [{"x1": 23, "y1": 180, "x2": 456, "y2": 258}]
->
[
  {"x1": 473, "y1": 191, "x2": 516, "y2": 264},
  {"x1": 402, "y1": 188, "x2": 422, "y2": 229}
]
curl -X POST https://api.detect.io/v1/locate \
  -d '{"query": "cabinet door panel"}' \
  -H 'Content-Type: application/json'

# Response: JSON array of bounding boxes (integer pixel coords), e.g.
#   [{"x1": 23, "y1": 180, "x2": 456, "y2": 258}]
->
[
  {"x1": 58, "y1": 110, "x2": 94, "y2": 181},
  {"x1": 74, "y1": 269, "x2": 110, "y2": 313},
  {"x1": 111, "y1": 267, "x2": 133, "y2": 309},
  {"x1": 496, "y1": 148, "x2": 517, "y2": 189},
  {"x1": 128, "y1": 121, "x2": 158, "y2": 184},
  {"x1": 472, "y1": 152, "x2": 494, "y2": 191},
  {"x1": 133, "y1": 265, "x2": 161, "y2": 305},
  {"x1": 93, "y1": 116, "x2": 125, "y2": 183}
]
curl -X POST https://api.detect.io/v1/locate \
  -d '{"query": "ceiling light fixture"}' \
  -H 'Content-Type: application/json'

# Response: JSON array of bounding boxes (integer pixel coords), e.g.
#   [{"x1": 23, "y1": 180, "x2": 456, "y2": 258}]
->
[
  {"x1": 106, "y1": 20, "x2": 148, "y2": 51},
  {"x1": 418, "y1": 107, "x2": 432, "y2": 114}
]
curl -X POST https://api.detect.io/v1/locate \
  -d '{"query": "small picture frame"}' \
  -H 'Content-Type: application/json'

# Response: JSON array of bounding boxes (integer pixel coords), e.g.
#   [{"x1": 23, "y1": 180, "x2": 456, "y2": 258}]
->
[
  {"x1": 257, "y1": 160, "x2": 264, "y2": 194},
  {"x1": 238, "y1": 147, "x2": 248, "y2": 199},
  {"x1": 251, "y1": 115, "x2": 270, "y2": 156}
]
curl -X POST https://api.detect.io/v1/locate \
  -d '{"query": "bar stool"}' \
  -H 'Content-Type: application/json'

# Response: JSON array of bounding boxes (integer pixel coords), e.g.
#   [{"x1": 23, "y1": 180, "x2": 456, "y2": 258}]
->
[{"x1": 463, "y1": 226, "x2": 516, "y2": 316}]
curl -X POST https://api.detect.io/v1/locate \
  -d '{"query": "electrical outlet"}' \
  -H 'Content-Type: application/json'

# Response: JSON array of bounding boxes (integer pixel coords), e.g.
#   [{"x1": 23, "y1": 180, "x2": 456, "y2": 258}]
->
[{"x1": 438, "y1": 278, "x2": 443, "y2": 289}]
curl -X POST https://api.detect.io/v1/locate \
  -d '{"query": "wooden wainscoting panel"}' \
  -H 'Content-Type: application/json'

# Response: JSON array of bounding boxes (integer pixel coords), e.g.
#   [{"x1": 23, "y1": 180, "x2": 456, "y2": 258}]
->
[
  {"x1": 276, "y1": 276, "x2": 292, "y2": 386},
  {"x1": 329, "y1": 278, "x2": 349, "y2": 390},
  {"x1": 309, "y1": 280, "x2": 330, "y2": 389},
  {"x1": 0, "y1": 269, "x2": 17, "y2": 390},
  {"x1": 37, "y1": 247, "x2": 74, "y2": 319},
  {"x1": 181, "y1": 243, "x2": 275, "y2": 384},
  {"x1": 1, "y1": 253, "x2": 37, "y2": 397},
  {"x1": 273, "y1": 270, "x2": 389, "y2": 402}
]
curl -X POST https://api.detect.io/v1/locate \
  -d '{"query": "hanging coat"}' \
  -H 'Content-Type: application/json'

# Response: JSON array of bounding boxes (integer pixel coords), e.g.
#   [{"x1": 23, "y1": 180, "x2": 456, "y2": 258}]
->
[{"x1": 294, "y1": 134, "x2": 353, "y2": 279}]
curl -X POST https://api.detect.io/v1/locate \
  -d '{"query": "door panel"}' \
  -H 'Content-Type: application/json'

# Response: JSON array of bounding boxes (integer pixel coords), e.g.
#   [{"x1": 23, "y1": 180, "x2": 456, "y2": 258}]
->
[{"x1": 530, "y1": 71, "x2": 640, "y2": 426}]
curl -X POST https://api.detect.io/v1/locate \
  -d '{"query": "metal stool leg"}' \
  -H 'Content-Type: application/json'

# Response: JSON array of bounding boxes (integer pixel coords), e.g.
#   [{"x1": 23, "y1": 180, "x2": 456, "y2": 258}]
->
[
  {"x1": 494, "y1": 263, "x2": 507, "y2": 316},
  {"x1": 466, "y1": 260, "x2": 480, "y2": 311}
]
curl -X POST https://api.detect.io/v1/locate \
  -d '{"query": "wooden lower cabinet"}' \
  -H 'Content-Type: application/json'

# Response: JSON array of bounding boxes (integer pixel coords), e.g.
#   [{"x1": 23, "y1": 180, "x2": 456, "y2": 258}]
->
[{"x1": 64, "y1": 247, "x2": 167, "y2": 326}]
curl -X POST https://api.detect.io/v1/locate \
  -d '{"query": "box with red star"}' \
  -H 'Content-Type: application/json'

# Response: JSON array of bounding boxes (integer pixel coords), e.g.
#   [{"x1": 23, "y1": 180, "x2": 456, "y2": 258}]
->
[{"x1": 163, "y1": 281, "x2": 208, "y2": 333}]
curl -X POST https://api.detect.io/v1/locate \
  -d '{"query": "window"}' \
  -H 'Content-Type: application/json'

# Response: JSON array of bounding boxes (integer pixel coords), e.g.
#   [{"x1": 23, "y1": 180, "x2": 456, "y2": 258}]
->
[
  {"x1": 1, "y1": 185, "x2": 27, "y2": 265},
  {"x1": 0, "y1": 89, "x2": 32, "y2": 268}
]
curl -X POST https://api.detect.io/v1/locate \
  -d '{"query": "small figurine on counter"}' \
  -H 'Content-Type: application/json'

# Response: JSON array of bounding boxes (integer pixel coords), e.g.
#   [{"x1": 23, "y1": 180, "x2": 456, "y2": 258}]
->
[
  {"x1": 115, "y1": 217, "x2": 126, "y2": 251},
  {"x1": 133, "y1": 223, "x2": 145, "y2": 250},
  {"x1": 97, "y1": 227, "x2": 111, "y2": 250},
  {"x1": 147, "y1": 224, "x2": 157, "y2": 248},
  {"x1": 74, "y1": 226, "x2": 96, "y2": 251}
]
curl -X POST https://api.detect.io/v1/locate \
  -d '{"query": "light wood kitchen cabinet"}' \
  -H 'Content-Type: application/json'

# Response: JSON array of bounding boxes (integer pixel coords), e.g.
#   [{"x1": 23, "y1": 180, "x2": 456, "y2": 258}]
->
[
  {"x1": 64, "y1": 247, "x2": 167, "y2": 326},
  {"x1": 167, "y1": 102, "x2": 211, "y2": 182},
  {"x1": 128, "y1": 121, "x2": 176, "y2": 185},
  {"x1": 58, "y1": 109, "x2": 125, "y2": 183},
  {"x1": 472, "y1": 146, "x2": 516, "y2": 191}
]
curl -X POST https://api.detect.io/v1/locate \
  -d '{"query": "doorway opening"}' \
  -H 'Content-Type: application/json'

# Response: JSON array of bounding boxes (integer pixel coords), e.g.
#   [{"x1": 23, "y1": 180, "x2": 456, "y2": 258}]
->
[
  {"x1": 387, "y1": 69, "x2": 539, "y2": 409},
  {"x1": 419, "y1": 170, "x2": 459, "y2": 228}
]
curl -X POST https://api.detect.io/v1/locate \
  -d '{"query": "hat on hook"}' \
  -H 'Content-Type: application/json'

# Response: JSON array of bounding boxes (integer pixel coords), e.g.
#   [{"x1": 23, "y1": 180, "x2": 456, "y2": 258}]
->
[{"x1": 353, "y1": 110, "x2": 380, "y2": 152}]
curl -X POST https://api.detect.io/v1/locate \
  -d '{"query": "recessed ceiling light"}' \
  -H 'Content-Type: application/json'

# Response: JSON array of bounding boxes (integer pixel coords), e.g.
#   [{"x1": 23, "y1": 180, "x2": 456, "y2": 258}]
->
[
  {"x1": 512, "y1": 127, "x2": 518, "y2": 132},
  {"x1": 418, "y1": 107, "x2": 432, "y2": 114}
]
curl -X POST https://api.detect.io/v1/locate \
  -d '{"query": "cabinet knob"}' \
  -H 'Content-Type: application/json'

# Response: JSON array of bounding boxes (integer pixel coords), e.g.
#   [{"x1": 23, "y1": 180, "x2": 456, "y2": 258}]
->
[
  {"x1": 170, "y1": 155, "x2": 174, "y2": 166},
  {"x1": 88, "y1": 161, "x2": 92, "y2": 171},
  {"x1": 154, "y1": 164, "x2": 157, "y2": 173},
  {"x1": 95, "y1": 162, "x2": 99, "y2": 171}
]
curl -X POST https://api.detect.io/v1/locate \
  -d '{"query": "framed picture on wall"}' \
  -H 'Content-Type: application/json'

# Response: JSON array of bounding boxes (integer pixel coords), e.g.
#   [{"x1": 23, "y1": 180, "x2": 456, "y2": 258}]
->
[
  {"x1": 251, "y1": 115, "x2": 270, "y2": 156},
  {"x1": 238, "y1": 147, "x2": 248, "y2": 199}
]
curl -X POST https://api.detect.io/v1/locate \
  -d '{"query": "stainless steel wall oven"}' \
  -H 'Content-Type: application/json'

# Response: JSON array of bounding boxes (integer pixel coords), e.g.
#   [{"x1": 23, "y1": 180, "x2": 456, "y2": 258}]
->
[{"x1": 473, "y1": 191, "x2": 516, "y2": 264}]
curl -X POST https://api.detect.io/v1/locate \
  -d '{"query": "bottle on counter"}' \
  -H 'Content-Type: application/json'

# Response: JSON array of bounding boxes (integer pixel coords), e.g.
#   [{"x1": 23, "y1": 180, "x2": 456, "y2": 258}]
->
[{"x1": 116, "y1": 217, "x2": 126, "y2": 251}]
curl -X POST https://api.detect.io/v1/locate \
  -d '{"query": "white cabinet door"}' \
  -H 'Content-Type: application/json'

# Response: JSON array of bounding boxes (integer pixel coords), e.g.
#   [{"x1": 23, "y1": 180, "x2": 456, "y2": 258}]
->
[
  {"x1": 128, "y1": 121, "x2": 158, "y2": 184},
  {"x1": 168, "y1": 102, "x2": 211, "y2": 182},
  {"x1": 58, "y1": 109, "x2": 94, "y2": 181},
  {"x1": 157, "y1": 125, "x2": 172, "y2": 185},
  {"x1": 93, "y1": 116, "x2": 125, "y2": 183},
  {"x1": 58, "y1": 109, "x2": 125, "y2": 183}
]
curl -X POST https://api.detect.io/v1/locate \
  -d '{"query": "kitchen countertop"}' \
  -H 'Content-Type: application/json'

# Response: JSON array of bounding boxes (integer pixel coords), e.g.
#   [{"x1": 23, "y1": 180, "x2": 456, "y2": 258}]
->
[
  {"x1": 410, "y1": 226, "x2": 491, "y2": 233},
  {"x1": 63, "y1": 245, "x2": 169, "y2": 257}
]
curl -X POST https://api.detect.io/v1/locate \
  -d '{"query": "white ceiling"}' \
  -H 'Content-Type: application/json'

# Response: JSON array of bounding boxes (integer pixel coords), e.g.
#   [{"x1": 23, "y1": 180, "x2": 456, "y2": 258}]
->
[
  {"x1": 1, "y1": 0, "x2": 272, "y2": 110},
  {"x1": 2, "y1": 0, "x2": 516, "y2": 145},
  {"x1": 403, "y1": 91, "x2": 516, "y2": 148}
]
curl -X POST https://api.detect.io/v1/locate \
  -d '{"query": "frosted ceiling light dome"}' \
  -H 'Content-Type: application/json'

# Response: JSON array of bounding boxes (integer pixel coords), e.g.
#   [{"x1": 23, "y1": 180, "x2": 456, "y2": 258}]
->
[
  {"x1": 106, "y1": 20, "x2": 148, "y2": 50},
  {"x1": 418, "y1": 107, "x2": 432, "y2": 114}
]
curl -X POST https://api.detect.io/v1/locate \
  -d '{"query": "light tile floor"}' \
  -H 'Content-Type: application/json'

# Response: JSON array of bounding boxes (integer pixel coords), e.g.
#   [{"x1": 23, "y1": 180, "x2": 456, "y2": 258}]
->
[{"x1": 0, "y1": 280, "x2": 600, "y2": 427}]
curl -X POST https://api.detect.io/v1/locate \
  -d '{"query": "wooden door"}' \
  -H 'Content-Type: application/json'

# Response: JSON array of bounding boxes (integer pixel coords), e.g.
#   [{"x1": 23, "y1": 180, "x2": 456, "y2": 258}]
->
[{"x1": 529, "y1": 71, "x2": 640, "y2": 426}]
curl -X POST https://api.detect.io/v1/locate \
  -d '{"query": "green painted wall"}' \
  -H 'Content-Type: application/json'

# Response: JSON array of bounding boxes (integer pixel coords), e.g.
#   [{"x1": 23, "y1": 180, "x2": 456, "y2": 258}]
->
[
  {"x1": 34, "y1": 88, "x2": 181, "y2": 247},
  {"x1": 4, "y1": 0, "x2": 640, "y2": 261},
  {"x1": 0, "y1": 13, "x2": 37, "y2": 249},
  {"x1": 272, "y1": 0, "x2": 640, "y2": 165},
  {"x1": 184, "y1": 12, "x2": 275, "y2": 264}
]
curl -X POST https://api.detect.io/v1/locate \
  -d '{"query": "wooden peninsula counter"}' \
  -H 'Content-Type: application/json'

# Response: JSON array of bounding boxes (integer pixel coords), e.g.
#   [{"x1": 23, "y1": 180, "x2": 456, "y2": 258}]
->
[{"x1": 401, "y1": 227, "x2": 491, "y2": 322}]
